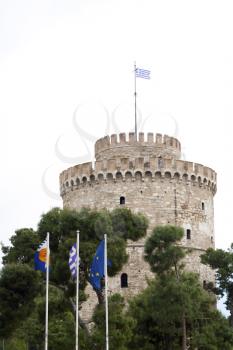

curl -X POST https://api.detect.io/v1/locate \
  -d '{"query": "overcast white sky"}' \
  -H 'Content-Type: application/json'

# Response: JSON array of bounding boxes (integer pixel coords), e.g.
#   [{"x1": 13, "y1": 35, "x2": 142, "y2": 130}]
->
[{"x1": 0, "y1": 0, "x2": 233, "y2": 310}]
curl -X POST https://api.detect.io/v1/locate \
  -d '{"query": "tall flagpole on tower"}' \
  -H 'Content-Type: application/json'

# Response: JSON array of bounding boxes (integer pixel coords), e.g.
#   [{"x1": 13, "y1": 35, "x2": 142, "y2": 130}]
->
[
  {"x1": 133, "y1": 64, "x2": 151, "y2": 142},
  {"x1": 134, "y1": 61, "x2": 137, "y2": 140}
]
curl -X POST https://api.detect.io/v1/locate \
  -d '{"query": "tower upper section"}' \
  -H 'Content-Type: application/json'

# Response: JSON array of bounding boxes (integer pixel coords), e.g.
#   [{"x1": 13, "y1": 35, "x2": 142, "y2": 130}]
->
[{"x1": 95, "y1": 132, "x2": 181, "y2": 161}]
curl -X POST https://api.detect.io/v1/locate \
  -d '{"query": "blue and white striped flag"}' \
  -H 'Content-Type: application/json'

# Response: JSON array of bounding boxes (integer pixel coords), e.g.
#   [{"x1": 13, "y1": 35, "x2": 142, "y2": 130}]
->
[
  {"x1": 135, "y1": 67, "x2": 151, "y2": 79},
  {"x1": 69, "y1": 243, "x2": 79, "y2": 278}
]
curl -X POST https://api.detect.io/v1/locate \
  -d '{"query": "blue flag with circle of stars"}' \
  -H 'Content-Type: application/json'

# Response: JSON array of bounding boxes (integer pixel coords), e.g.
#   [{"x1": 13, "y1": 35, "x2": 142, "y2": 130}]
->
[{"x1": 89, "y1": 240, "x2": 105, "y2": 290}]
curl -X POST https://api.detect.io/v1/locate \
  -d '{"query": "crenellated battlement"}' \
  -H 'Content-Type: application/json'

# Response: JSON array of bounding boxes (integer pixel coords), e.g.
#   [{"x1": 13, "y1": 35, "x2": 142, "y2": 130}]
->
[
  {"x1": 59, "y1": 156, "x2": 217, "y2": 196},
  {"x1": 95, "y1": 132, "x2": 181, "y2": 161}
]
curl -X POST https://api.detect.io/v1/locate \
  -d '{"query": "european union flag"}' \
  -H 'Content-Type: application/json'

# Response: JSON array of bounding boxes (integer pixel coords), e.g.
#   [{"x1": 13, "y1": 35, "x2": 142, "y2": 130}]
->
[{"x1": 89, "y1": 240, "x2": 105, "y2": 290}]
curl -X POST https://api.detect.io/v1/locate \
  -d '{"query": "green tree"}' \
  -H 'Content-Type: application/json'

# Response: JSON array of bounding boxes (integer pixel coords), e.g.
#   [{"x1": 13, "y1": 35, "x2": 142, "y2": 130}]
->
[
  {"x1": 0, "y1": 207, "x2": 148, "y2": 347},
  {"x1": 128, "y1": 273, "x2": 233, "y2": 350},
  {"x1": 144, "y1": 225, "x2": 189, "y2": 349},
  {"x1": 12, "y1": 285, "x2": 77, "y2": 350},
  {"x1": 110, "y1": 208, "x2": 148, "y2": 241},
  {"x1": 2, "y1": 228, "x2": 39, "y2": 265},
  {"x1": 1, "y1": 337, "x2": 27, "y2": 350},
  {"x1": 35, "y1": 207, "x2": 147, "y2": 304},
  {"x1": 201, "y1": 246, "x2": 233, "y2": 325},
  {"x1": 0, "y1": 264, "x2": 39, "y2": 338},
  {"x1": 144, "y1": 225, "x2": 185, "y2": 275},
  {"x1": 192, "y1": 310, "x2": 233, "y2": 350},
  {"x1": 134, "y1": 225, "x2": 233, "y2": 350},
  {"x1": 91, "y1": 294, "x2": 135, "y2": 350}
]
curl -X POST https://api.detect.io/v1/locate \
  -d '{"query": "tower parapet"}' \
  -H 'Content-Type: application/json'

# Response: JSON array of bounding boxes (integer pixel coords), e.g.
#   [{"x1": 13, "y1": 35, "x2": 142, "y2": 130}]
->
[
  {"x1": 95, "y1": 132, "x2": 181, "y2": 161},
  {"x1": 59, "y1": 157, "x2": 216, "y2": 195}
]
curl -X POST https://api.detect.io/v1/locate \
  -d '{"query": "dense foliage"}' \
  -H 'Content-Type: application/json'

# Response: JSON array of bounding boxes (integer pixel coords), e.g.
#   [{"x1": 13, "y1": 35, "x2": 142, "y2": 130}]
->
[
  {"x1": 1, "y1": 215, "x2": 233, "y2": 349},
  {"x1": 128, "y1": 273, "x2": 233, "y2": 350},
  {"x1": 0, "y1": 207, "x2": 148, "y2": 349},
  {"x1": 91, "y1": 294, "x2": 135, "y2": 350},
  {"x1": 201, "y1": 246, "x2": 233, "y2": 325},
  {"x1": 139, "y1": 225, "x2": 233, "y2": 349},
  {"x1": 144, "y1": 225, "x2": 185, "y2": 274},
  {"x1": 0, "y1": 264, "x2": 39, "y2": 338}
]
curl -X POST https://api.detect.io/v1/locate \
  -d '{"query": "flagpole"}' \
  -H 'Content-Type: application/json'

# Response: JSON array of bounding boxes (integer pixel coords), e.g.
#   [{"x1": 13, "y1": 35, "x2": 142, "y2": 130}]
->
[
  {"x1": 45, "y1": 232, "x2": 50, "y2": 350},
  {"x1": 75, "y1": 231, "x2": 80, "y2": 350},
  {"x1": 104, "y1": 234, "x2": 109, "y2": 350},
  {"x1": 134, "y1": 61, "x2": 137, "y2": 140}
]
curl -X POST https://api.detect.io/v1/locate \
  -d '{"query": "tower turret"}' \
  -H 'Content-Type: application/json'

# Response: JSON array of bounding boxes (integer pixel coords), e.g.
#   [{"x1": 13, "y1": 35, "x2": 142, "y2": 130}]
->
[{"x1": 95, "y1": 132, "x2": 181, "y2": 161}]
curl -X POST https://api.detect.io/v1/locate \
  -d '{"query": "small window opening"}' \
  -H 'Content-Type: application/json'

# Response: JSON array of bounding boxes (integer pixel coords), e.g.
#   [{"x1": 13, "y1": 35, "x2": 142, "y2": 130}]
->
[
  {"x1": 211, "y1": 236, "x2": 214, "y2": 243},
  {"x1": 120, "y1": 196, "x2": 125, "y2": 205},
  {"x1": 203, "y1": 280, "x2": 207, "y2": 289},
  {"x1": 121, "y1": 273, "x2": 128, "y2": 288},
  {"x1": 202, "y1": 202, "x2": 205, "y2": 210},
  {"x1": 186, "y1": 229, "x2": 191, "y2": 240},
  {"x1": 158, "y1": 157, "x2": 164, "y2": 168}
]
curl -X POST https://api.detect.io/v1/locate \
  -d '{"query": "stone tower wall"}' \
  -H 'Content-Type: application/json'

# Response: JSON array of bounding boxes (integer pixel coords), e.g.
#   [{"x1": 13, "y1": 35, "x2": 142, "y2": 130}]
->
[
  {"x1": 95, "y1": 132, "x2": 181, "y2": 160},
  {"x1": 59, "y1": 132, "x2": 217, "y2": 322}
]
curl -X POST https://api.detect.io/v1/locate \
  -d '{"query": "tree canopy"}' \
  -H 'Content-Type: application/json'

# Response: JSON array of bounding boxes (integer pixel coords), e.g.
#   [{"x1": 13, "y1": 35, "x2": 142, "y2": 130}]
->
[
  {"x1": 134, "y1": 225, "x2": 233, "y2": 350},
  {"x1": 0, "y1": 207, "x2": 148, "y2": 348},
  {"x1": 144, "y1": 225, "x2": 185, "y2": 275},
  {"x1": 128, "y1": 272, "x2": 233, "y2": 350},
  {"x1": 91, "y1": 294, "x2": 135, "y2": 350},
  {"x1": 1, "y1": 213, "x2": 233, "y2": 349},
  {"x1": 201, "y1": 246, "x2": 233, "y2": 325}
]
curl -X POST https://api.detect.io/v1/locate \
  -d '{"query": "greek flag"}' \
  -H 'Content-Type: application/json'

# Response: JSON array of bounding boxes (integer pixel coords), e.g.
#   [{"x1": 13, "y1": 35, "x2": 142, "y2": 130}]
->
[
  {"x1": 69, "y1": 243, "x2": 79, "y2": 278},
  {"x1": 135, "y1": 67, "x2": 151, "y2": 79}
]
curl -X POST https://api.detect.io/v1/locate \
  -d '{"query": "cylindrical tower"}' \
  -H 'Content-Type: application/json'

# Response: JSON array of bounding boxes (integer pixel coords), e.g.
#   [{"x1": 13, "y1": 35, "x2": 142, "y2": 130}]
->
[{"x1": 60, "y1": 132, "x2": 217, "y2": 320}]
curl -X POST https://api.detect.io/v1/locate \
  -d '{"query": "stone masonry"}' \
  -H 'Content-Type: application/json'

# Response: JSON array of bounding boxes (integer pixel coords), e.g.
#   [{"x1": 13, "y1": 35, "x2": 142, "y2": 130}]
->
[{"x1": 59, "y1": 132, "x2": 217, "y2": 321}]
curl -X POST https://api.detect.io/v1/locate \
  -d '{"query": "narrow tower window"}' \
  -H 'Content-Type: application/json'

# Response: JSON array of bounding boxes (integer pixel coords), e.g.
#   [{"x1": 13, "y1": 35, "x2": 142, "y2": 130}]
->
[
  {"x1": 202, "y1": 202, "x2": 205, "y2": 210},
  {"x1": 120, "y1": 196, "x2": 125, "y2": 205},
  {"x1": 158, "y1": 157, "x2": 164, "y2": 168},
  {"x1": 186, "y1": 229, "x2": 191, "y2": 240},
  {"x1": 121, "y1": 273, "x2": 128, "y2": 288}
]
